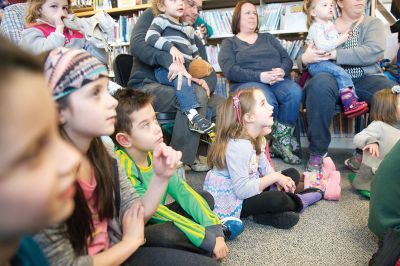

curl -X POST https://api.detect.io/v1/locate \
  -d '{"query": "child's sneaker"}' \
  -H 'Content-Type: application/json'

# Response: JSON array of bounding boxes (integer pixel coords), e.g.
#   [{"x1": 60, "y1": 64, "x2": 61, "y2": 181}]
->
[
  {"x1": 252, "y1": 211, "x2": 299, "y2": 229},
  {"x1": 344, "y1": 151, "x2": 362, "y2": 172},
  {"x1": 188, "y1": 114, "x2": 215, "y2": 134},
  {"x1": 340, "y1": 88, "x2": 369, "y2": 118},
  {"x1": 306, "y1": 153, "x2": 326, "y2": 172},
  {"x1": 221, "y1": 217, "x2": 244, "y2": 241}
]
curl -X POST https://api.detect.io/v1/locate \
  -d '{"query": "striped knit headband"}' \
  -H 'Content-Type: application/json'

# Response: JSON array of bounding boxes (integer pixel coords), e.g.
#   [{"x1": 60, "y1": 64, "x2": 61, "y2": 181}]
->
[{"x1": 44, "y1": 47, "x2": 108, "y2": 100}]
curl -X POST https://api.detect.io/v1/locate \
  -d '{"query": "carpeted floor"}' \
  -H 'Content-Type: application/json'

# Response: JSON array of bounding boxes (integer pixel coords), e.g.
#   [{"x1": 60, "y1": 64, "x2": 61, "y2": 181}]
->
[{"x1": 185, "y1": 149, "x2": 377, "y2": 266}]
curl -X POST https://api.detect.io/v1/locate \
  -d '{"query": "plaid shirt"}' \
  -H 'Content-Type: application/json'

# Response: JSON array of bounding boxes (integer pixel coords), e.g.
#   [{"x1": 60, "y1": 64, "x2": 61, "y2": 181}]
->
[{"x1": 0, "y1": 3, "x2": 27, "y2": 44}]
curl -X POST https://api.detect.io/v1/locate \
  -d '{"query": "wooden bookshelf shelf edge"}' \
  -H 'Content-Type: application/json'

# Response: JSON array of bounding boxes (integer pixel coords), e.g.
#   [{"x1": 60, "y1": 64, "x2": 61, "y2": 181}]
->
[{"x1": 75, "y1": 3, "x2": 151, "y2": 17}]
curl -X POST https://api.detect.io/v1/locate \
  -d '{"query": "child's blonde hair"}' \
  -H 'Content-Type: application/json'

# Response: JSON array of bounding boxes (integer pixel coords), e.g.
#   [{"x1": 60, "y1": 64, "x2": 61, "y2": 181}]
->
[
  {"x1": 207, "y1": 88, "x2": 262, "y2": 169},
  {"x1": 370, "y1": 87, "x2": 400, "y2": 124},
  {"x1": 150, "y1": 0, "x2": 165, "y2": 16},
  {"x1": 303, "y1": 0, "x2": 317, "y2": 29},
  {"x1": 25, "y1": 0, "x2": 72, "y2": 24}
]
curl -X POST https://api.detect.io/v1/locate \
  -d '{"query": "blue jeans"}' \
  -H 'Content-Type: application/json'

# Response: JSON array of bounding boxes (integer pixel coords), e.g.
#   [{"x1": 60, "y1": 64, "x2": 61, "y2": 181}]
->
[
  {"x1": 304, "y1": 73, "x2": 396, "y2": 155},
  {"x1": 231, "y1": 80, "x2": 302, "y2": 126},
  {"x1": 155, "y1": 67, "x2": 200, "y2": 113},
  {"x1": 308, "y1": 61, "x2": 354, "y2": 90}
]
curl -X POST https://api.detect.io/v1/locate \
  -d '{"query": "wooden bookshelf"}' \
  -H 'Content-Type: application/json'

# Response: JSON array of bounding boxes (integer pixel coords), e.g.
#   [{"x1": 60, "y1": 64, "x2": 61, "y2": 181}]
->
[{"x1": 75, "y1": 3, "x2": 150, "y2": 17}]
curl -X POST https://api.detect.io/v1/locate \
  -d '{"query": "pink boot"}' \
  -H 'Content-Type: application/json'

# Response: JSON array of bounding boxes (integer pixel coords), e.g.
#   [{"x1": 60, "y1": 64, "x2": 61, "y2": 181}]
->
[{"x1": 340, "y1": 88, "x2": 369, "y2": 118}]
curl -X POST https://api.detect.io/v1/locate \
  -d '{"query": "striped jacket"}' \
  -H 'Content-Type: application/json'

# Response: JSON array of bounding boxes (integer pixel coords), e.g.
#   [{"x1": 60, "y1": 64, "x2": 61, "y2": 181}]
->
[
  {"x1": 145, "y1": 14, "x2": 200, "y2": 67},
  {"x1": 115, "y1": 147, "x2": 223, "y2": 253}
]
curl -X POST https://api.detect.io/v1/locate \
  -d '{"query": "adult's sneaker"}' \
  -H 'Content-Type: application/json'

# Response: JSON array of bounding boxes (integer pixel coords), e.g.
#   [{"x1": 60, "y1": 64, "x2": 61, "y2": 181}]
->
[
  {"x1": 189, "y1": 114, "x2": 215, "y2": 134},
  {"x1": 221, "y1": 217, "x2": 244, "y2": 241}
]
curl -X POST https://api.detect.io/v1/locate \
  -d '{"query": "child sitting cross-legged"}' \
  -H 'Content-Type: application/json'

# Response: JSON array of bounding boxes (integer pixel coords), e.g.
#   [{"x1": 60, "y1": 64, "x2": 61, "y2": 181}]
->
[
  {"x1": 204, "y1": 88, "x2": 323, "y2": 229},
  {"x1": 111, "y1": 89, "x2": 244, "y2": 260}
]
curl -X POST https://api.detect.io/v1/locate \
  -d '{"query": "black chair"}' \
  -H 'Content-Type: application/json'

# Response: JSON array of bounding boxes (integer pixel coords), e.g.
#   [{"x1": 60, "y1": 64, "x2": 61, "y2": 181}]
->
[{"x1": 113, "y1": 54, "x2": 176, "y2": 138}]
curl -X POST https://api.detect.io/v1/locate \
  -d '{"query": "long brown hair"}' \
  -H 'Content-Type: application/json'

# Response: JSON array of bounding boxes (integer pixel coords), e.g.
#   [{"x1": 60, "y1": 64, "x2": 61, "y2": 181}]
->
[
  {"x1": 57, "y1": 96, "x2": 116, "y2": 255},
  {"x1": 370, "y1": 88, "x2": 399, "y2": 125},
  {"x1": 25, "y1": 0, "x2": 72, "y2": 24},
  {"x1": 208, "y1": 88, "x2": 262, "y2": 169},
  {"x1": 231, "y1": 0, "x2": 259, "y2": 35}
]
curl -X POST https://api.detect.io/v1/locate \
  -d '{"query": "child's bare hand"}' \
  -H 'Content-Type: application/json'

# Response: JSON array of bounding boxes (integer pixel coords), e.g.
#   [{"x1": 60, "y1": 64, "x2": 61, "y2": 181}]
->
[
  {"x1": 363, "y1": 143, "x2": 380, "y2": 157},
  {"x1": 276, "y1": 173, "x2": 296, "y2": 193},
  {"x1": 212, "y1": 237, "x2": 229, "y2": 260},
  {"x1": 152, "y1": 142, "x2": 182, "y2": 180},
  {"x1": 337, "y1": 30, "x2": 350, "y2": 46},
  {"x1": 170, "y1": 47, "x2": 184, "y2": 65},
  {"x1": 192, "y1": 78, "x2": 210, "y2": 97},
  {"x1": 122, "y1": 201, "x2": 146, "y2": 246}
]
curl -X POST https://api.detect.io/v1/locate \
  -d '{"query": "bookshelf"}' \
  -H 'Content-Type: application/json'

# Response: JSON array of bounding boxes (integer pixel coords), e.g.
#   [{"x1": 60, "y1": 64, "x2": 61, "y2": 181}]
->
[
  {"x1": 74, "y1": 3, "x2": 150, "y2": 17},
  {"x1": 200, "y1": 0, "x2": 376, "y2": 142}
]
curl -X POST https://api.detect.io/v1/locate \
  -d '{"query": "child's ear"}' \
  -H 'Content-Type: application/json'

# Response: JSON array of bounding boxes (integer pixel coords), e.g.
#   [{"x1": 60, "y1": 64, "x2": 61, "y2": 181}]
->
[
  {"x1": 59, "y1": 109, "x2": 67, "y2": 125},
  {"x1": 243, "y1": 112, "x2": 254, "y2": 123},
  {"x1": 157, "y1": 3, "x2": 166, "y2": 13},
  {"x1": 115, "y1": 132, "x2": 131, "y2": 148},
  {"x1": 311, "y1": 9, "x2": 316, "y2": 17}
]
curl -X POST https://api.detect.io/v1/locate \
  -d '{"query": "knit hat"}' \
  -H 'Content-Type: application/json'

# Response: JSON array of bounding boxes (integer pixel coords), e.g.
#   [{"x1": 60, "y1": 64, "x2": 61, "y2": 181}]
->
[{"x1": 44, "y1": 47, "x2": 108, "y2": 100}]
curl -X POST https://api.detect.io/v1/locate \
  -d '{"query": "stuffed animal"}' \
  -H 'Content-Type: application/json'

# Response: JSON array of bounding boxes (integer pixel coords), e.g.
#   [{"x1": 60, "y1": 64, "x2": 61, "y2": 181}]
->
[{"x1": 188, "y1": 58, "x2": 213, "y2": 78}]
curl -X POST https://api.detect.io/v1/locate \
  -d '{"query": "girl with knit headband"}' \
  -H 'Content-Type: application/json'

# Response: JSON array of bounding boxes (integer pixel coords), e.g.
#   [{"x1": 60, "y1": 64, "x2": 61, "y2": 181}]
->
[{"x1": 33, "y1": 47, "x2": 217, "y2": 265}]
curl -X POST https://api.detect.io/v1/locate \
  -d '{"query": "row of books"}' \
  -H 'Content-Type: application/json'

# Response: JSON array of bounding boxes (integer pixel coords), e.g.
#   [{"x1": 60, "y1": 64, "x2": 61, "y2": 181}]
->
[
  {"x1": 94, "y1": 0, "x2": 140, "y2": 10},
  {"x1": 71, "y1": 0, "x2": 93, "y2": 8},
  {"x1": 279, "y1": 39, "x2": 304, "y2": 65},
  {"x1": 214, "y1": 77, "x2": 230, "y2": 98},
  {"x1": 258, "y1": 3, "x2": 283, "y2": 32},
  {"x1": 114, "y1": 14, "x2": 140, "y2": 44},
  {"x1": 199, "y1": 2, "x2": 307, "y2": 38},
  {"x1": 205, "y1": 39, "x2": 304, "y2": 73}
]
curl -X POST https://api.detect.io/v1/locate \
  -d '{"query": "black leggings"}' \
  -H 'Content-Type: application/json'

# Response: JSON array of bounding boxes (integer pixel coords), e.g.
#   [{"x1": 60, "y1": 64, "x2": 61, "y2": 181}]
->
[
  {"x1": 240, "y1": 168, "x2": 302, "y2": 218},
  {"x1": 142, "y1": 191, "x2": 215, "y2": 256}
]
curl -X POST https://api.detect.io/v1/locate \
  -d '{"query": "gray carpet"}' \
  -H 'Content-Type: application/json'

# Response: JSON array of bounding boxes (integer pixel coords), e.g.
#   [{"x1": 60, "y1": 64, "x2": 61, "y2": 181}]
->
[{"x1": 185, "y1": 149, "x2": 378, "y2": 266}]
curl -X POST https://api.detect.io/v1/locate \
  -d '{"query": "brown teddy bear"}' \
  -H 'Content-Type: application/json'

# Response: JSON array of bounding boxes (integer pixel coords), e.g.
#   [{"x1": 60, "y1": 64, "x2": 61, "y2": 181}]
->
[{"x1": 188, "y1": 58, "x2": 213, "y2": 79}]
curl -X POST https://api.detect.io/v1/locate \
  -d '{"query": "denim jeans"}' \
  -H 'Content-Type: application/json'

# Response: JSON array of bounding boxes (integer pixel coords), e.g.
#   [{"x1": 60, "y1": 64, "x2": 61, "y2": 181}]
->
[
  {"x1": 155, "y1": 67, "x2": 199, "y2": 113},
  {"x1": 231, "y1": 80, "x2": 302, "y2": 126},
  {"x1": 308, "y1": 61, "x2": 354, "y2": 90},
  {"x1": 304, "y1": 73, "x2": 396, "y2": 155}
]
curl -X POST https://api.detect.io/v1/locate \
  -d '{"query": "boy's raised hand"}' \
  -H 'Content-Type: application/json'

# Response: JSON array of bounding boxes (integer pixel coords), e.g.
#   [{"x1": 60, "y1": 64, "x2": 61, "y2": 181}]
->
[{"x1": 152, "y1": 142, "x2": 182, "y2": 180}]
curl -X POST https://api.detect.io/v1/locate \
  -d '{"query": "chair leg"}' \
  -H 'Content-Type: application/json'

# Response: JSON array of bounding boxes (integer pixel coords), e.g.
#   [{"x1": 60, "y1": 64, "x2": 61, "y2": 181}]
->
[
  {"x1": 294, "y1": 117, "x2": 302, "y2": 159},
  {"x1": 355, "y1": 114, "x2": 365, "y2": 134}
]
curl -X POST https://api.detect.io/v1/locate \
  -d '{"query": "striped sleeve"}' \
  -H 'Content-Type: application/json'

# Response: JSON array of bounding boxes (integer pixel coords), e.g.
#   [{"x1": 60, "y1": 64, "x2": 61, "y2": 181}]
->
[
  {"x1": 145, "y1": 16, "x2": 174, "y2": 52},
  {"x1": 165, "y1": 173, "x2": 223, "y2": 252}
]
